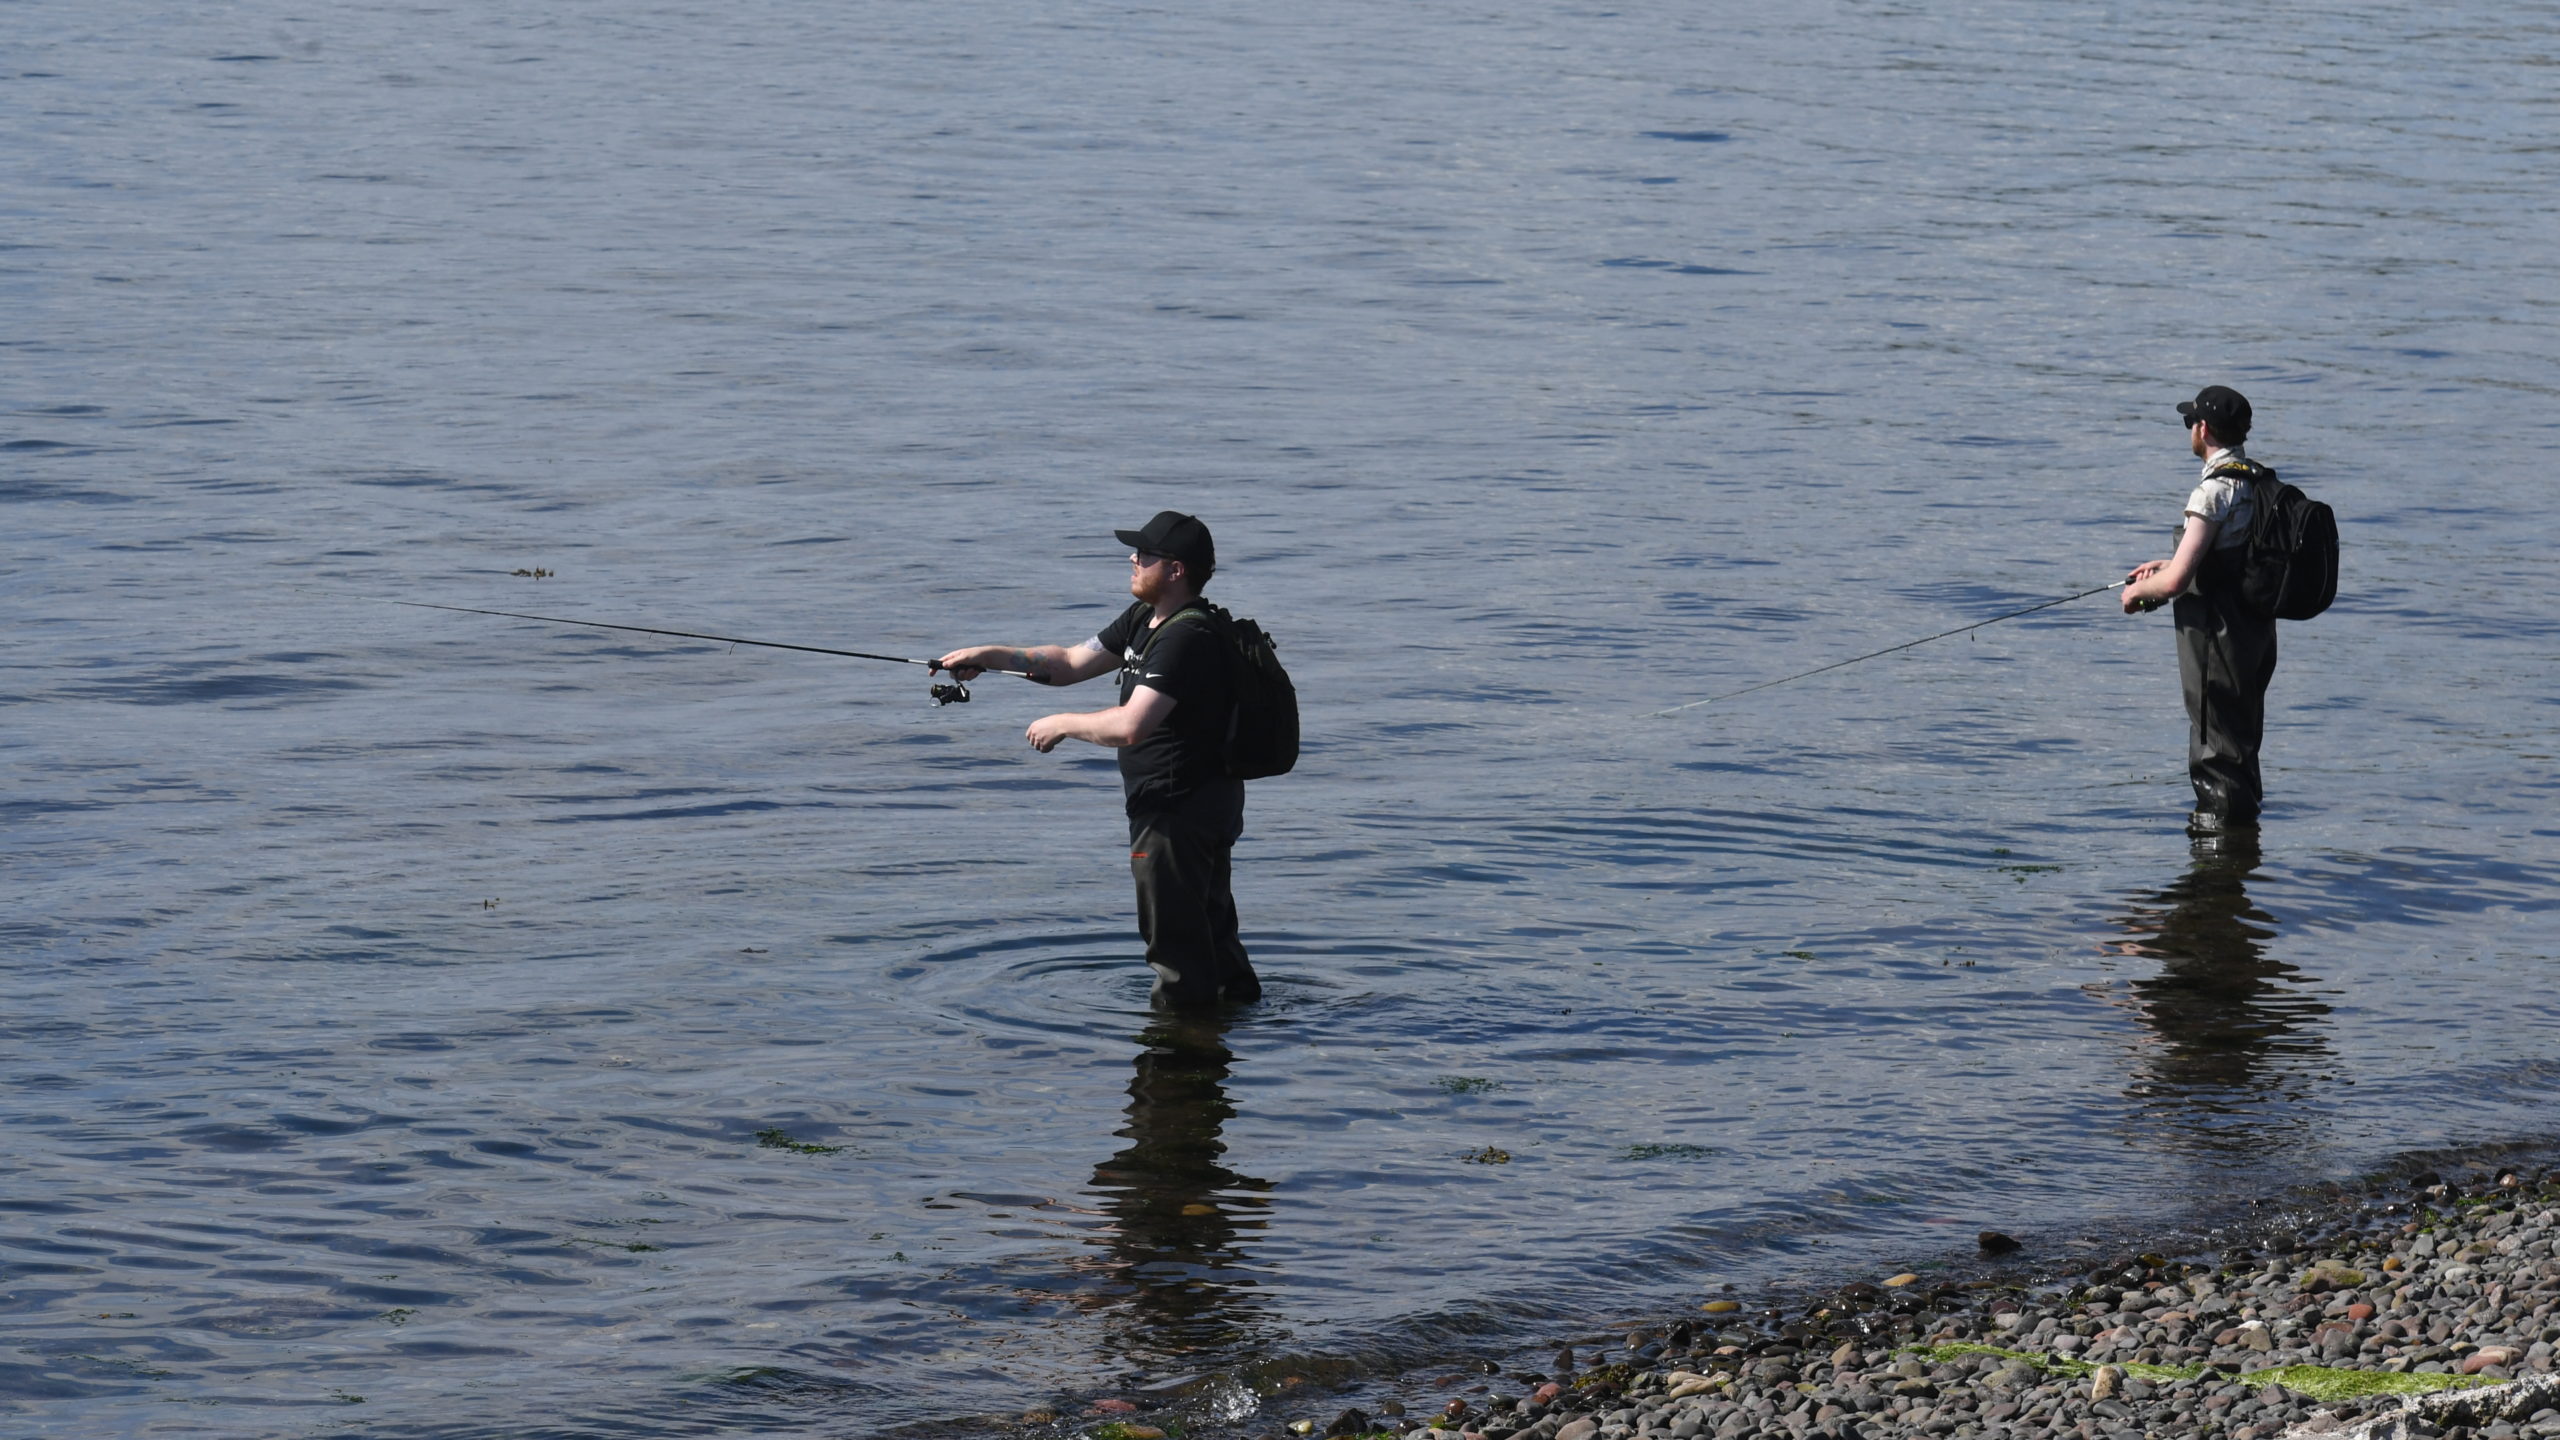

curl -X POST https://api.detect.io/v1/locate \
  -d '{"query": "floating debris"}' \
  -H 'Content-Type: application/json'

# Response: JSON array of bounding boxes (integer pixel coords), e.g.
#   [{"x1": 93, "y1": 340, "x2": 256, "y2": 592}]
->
[
  {"x1": 1622, "y1": 1143, "x2": 1718, "y2": 1161},
  {"x1": 754, "y1": 1127, "x2": 845, "y2": 1155}
]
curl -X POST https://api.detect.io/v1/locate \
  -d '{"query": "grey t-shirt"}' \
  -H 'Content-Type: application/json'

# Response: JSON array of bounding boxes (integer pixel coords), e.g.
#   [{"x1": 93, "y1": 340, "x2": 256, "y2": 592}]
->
[{"x1": 2184, "y1": 449, "x2": 2257, "y2": 551}]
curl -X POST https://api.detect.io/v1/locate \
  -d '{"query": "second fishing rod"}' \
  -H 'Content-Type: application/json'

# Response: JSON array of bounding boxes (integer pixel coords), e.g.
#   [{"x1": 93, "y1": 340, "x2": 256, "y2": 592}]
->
[{"x1": 1644, "y1": 578, "x2": 2133, "y2": 716}]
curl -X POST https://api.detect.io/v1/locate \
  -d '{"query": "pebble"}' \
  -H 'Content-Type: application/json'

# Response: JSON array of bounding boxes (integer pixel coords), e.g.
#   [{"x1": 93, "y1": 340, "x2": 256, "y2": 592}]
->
[
  {"x1": 1274, "y1": 1163, "x2": 2560, "y2": 1440},
  {"x1": 2463, "y1": 1346, "x2": 2524, "y2": 1375}
]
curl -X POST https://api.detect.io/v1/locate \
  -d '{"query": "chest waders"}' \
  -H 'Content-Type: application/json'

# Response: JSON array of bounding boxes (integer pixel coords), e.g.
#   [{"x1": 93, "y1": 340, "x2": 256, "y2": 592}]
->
[{"x1": 2176, "y1": 488, "x2": 2280, "y2": 828}]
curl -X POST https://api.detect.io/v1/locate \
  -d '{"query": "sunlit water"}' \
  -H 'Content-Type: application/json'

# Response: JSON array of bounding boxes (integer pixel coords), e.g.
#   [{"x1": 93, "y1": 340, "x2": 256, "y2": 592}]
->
[{"x1": 6, "y1": 1, "x2": 2559, "y2": 1435}]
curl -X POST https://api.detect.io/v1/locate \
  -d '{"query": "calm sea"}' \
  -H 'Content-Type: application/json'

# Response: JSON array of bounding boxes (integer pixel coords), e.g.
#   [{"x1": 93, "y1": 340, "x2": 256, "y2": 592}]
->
[{"x1": 6, "y1": 1, "x2": 2558, "y2": 1434}]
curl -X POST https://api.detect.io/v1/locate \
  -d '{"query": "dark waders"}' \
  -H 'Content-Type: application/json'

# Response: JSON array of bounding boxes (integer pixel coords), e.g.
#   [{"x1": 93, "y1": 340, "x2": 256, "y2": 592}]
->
[
  {"x1": 2174, "y1": 567, "x2": 2278, "y2": 823},
  {"x1": 1129, "y1": 783, "x2": 1257, "y2": 1010}
]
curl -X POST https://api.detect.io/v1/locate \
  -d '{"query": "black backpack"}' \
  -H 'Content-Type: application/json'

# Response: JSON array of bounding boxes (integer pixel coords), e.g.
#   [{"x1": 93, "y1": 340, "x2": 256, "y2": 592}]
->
[
  {"x1": 2211, "y1": 461, "x2": 2338, "y2": 621},
  {"x1": 1152, "y1": 603, "x2": 1299, "y2": 780}
]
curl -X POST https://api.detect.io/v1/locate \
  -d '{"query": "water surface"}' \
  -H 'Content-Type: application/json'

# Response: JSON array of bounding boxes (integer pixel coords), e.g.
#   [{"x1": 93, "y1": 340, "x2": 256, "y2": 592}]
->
[{"x1": 6, "y1": 1, "x2": 2559, "y2": 1435}]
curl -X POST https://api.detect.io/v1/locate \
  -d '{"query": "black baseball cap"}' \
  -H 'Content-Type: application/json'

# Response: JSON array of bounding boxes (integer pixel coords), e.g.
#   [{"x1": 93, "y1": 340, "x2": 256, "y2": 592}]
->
[
  {"x1": 1114, "y1": 510, "x2": 1215, "y2": 572},
  {"x1": 2176, "y1": 385, "x2": 2252, "y2": 436}
]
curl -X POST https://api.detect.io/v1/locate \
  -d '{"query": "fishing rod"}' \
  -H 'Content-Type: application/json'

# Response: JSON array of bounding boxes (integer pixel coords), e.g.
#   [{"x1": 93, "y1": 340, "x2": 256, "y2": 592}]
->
[
  {"x1": 377, "y1": 598, "x2": 981, "y2": 705},
  {"x1": 1647, "y1": 580, "x2": 2129, "y2": 717}
]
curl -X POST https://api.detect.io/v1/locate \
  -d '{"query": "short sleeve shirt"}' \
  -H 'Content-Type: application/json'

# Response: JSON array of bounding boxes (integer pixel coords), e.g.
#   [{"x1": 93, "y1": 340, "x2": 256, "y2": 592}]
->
[
  {"x1": 2184, "y1": 447, "x2": 2256, "y2": 552},
  {"x1": 1093, "y1": 601, "x2": 1236, "y2": 818}
]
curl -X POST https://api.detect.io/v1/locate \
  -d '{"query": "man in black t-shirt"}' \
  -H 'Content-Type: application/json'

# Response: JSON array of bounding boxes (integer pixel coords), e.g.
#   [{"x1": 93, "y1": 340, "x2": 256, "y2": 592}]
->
[{"x1": 938, "y1": 512, "x2": 1258, "y2": 1010}]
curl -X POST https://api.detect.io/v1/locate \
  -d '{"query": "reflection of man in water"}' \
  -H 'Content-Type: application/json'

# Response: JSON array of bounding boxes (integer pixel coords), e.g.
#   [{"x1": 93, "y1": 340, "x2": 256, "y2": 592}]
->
[
  {"x1": 2106, "y1": 835, "x2": 2331, "y2": 1141},
  {"x1": 1085, "y1": 1016, "x2": 1269, "y2": 1359}
]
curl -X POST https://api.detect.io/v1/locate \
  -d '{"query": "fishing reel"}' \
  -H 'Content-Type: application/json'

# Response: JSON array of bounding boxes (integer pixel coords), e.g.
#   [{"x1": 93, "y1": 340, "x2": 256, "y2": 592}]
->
[{"x1": 926, "y1": 663, "x2": 970, "y2": 706}]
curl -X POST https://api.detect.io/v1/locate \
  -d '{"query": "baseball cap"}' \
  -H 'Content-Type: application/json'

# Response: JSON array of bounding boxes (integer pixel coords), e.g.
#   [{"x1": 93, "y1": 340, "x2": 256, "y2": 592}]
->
[
  {"x1": 2176, "y1": 385, "x2": 2252, "y2": 435},
  {"x1": 1114, "y1": 510, "x2": 1215, "y2": 572}
]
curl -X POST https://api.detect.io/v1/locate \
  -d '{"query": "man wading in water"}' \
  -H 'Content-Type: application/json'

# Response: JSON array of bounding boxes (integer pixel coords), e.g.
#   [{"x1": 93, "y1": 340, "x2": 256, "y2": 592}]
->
[
  {"x1": 2121, "y1": 385, "x2": 2280, "y2": 835},
  {"x1": 939, "y1": 512, "x2": 1260, "y2": 1009}
]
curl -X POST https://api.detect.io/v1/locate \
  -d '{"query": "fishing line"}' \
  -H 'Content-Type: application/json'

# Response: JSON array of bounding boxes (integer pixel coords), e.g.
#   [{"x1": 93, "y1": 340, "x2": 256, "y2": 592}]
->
[
  {"x1": 349, "y1": 595, "x2": 981, "y2": 704},
  {"x1": 1645, "y1": 580, "x2": 2129, "y2": 717}
]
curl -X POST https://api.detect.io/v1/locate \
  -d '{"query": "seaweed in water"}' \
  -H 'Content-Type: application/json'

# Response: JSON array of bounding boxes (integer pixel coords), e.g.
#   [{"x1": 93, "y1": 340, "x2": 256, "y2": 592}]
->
[{"x1": 755, "y1": 1126, "x2": 846, "y2": 1155}]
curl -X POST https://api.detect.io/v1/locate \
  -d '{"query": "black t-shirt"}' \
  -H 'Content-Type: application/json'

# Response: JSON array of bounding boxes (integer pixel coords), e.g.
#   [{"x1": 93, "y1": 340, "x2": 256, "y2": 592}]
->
[{"x1": 1094, "y1": 600, "x2": 1239, "y2": 822}]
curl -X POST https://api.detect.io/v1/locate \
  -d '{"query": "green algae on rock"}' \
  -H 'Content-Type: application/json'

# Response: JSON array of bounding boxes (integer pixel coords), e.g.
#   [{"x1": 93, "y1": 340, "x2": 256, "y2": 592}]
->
[{"x1": 1905, "y1": 1341, "x2": 2495, "y2": 1400}]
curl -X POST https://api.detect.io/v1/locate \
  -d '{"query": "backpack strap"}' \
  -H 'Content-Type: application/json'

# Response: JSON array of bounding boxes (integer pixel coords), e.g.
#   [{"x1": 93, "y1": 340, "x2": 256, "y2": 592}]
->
[
  {"x1": 1137, "y1": 603, "x2": 1219, "y2": 659},
  {"x1": 2204, "y1": 460, "x2": 2277, "y2": 536}
]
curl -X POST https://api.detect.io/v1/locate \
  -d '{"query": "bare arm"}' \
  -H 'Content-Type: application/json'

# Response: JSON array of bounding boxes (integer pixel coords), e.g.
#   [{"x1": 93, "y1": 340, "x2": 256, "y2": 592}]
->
[
  {"x1": 935, "y1": 640, "x2": 1116, "y2": 686},
  {"x1": 1026, "y1": 685, "x2": 1176, "y2": 753},
  {"x1": 2122, "y1": 516, "x2": 2214, "y2": 613}
]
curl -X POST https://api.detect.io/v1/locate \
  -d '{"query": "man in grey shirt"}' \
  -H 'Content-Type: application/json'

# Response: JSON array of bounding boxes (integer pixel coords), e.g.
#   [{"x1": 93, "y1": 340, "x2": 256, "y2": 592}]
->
[{"x1": 2120, "y1": 385, "x2": 2279, "y2": 834}]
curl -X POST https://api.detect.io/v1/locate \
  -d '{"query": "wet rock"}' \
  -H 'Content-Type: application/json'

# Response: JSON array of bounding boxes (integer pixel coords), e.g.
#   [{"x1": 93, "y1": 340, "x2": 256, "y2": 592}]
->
[
  {"x1": 1978, "y1": 1230, "x2": 2023, "y2": 1256},
  {"x1": 1881, "y1": 1273, "x2": 1920, "y2": 1288},
  {"x1": 1327, "y1": 1408, "x2": 1374, "y2": 1436}
]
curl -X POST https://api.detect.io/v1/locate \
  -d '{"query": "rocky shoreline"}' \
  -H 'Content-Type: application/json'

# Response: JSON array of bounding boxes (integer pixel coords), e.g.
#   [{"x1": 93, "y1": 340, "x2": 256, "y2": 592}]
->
[
  {"x1": 1046, "y1": 1157, "x2": 2560, "y2": 1440},
  {"x1": 1301, "y1": 1163, "x2": 2560, "y2": 1440}
]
